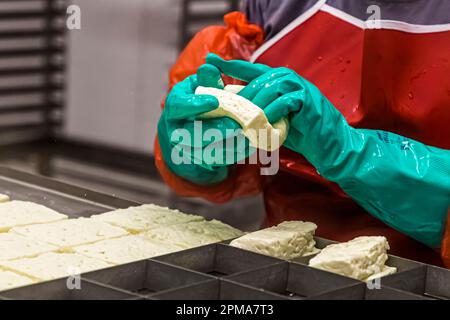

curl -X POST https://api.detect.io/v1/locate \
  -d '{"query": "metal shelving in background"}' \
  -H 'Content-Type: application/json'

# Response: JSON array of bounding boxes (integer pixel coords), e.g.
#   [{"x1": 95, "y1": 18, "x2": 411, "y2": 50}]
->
[
  {"x1": 0, "y1": 0, "x2": 67, "y2": 145},
  {"x1": 179, "y1": 0, "x2": 239, "y2": 51}
]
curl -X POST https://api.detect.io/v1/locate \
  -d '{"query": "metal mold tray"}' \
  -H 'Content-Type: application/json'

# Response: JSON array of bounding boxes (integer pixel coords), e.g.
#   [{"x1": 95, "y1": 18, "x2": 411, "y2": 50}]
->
[
  {"x1": 365, "y1": 286, "x2": 433, "y2": 300},
  {"x1": 309, "y1": 285, "x2": 434, "y2": 300},
  {"x1": 381, "y1": 265, "x2": 450, "y2": 300},
  {"x1": 224, "y1": 262, "x2": 361, "y2": 300},
  {"x1": 293, "y1": 250, "x2": 424, "y2": 281},
  {"x1": 153, "y1": 243, "x2": 282, "y2": 277},
  {"x1": 151, "y1": 279, "x2": 294, "y2": 300},
  {"x1": 81, "y1": 259, "x2": 214, "y2": 296},
  {"x1": 0, "y1": 277, "x2": 141, "y2": 300}
]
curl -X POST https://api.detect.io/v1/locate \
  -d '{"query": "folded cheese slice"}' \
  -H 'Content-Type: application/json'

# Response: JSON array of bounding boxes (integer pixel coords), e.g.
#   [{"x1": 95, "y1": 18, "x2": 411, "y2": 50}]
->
[
  {"x1": 142, "y1": 219, "x2": 244, "y2": 249},
  {"x1": 0, "y1": 252, "x2": 111, "y2": 281},
  {"x1": 91, "y1": 204, "x2": 204, "y2": 233},
  {"x1": 0, "y1": 269, "x2": 35, "y2": 291},
  {"x1": 73, "y1": 235, "x2": 182, "y2": 265},
  {"x1": 196, "y1": 86, "x2": 289, "y2": 151},
  {"x1": 229, "y1": 221, "x2": 319, "y2": 260},
  {"x1": 309, "y1": 236, "x2": 397, "y2": 281},
  {"x1": 0, "y1": 200, "x2": 67, "y2": 232},
  {"x1": 11, "y1": 217, "x2": 128, "y2": 248}
]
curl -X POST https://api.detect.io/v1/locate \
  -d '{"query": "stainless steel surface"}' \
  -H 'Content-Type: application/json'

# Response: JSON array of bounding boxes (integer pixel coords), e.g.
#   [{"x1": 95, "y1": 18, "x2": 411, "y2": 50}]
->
[
  {"x1": 0, "y1": 278, "x2": 141, "y2": 300},
  {"x1": 154, "y1": 243, "x2": 282, "y2": 277},
  {"x1": 0, "y1": 166, "x2": 139, "y2": 217},
  {"x1": 382, "y1": 265, "x2": 450, "y2": 300},
  {"x1": 224, "y1": 262, "x2": 360, "y2": 300},
  {"x1": 82, "y1": 260, "x2": 214, "y2": 296}
]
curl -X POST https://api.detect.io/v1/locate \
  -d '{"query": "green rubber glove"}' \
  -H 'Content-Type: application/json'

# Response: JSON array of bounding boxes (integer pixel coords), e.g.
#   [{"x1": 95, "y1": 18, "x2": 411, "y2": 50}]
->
[
  {"x1": 207, "y1": 53, "x2": 450, "y2": 248},
  {"x1": 157, "y1": 64, "x2": 255, "y2": 185}
]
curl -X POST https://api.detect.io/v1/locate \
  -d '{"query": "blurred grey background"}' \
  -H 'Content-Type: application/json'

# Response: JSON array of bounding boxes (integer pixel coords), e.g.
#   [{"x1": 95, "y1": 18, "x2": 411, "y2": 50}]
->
[{"x1": 0, "y1": 0, "x2": 264, "y2": 231}]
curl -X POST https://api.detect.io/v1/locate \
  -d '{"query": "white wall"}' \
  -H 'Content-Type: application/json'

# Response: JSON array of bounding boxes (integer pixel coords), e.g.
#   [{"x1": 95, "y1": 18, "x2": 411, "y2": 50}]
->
[{"x1": 65, "y1": 0, "x2": 181, "y2": 154}]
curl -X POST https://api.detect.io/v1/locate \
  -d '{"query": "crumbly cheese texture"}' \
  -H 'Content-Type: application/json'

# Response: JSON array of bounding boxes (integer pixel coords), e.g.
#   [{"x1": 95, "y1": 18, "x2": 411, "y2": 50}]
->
[
  {"x1": 196, "y1": 86, "x2": 289, "y2": 152},
  {"x1": 0, "y1": 200, "x2": 67, "y2": 232},
  {"x1": 0, "y1": 194, "x2": 10, "y2": 203},
  {"x1": 11, "y1": 217, "x2": 128, "y2": 248},
  {"x1": 73, "y1": 235, "x2": 182, "y2": 264},
  {"x1": 0, "y1": 252, "x2": 111, "y2": 281},
  {"x1": 309, "y1": 236, "x2": 397, "y2": 281},
  {"x1": 229, "y1": 221, "x2": 319, "y2": 260},
  {"x1": 142, "y1": 219, "x2": 244, "y2": 249},
  {"x1": 0, "y1": 233, "x2": 57, "y2": 260},
  {"x1": 90, "y1": 204, "x2": 204, "y2": 233},
  {"x1": 0, "y1": 270, "x2": 35, "y2": 291}
]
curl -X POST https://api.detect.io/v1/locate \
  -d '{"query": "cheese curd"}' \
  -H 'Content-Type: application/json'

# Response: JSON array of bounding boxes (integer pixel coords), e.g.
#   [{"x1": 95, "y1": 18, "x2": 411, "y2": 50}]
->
[
  {"x1": 230, "y1": 221, "x2": 319, "y2": 260},
  {"x1": 0, "y1": 252, "x2": 111, "y2": 281},
  {"x1": 142, "y1": 219, "x2": 244, "y2": 249},
  {"x1": 91, "y1": 204, "x2": 204, "y2": 233},
  {"x1": 0, "y1": 200, "x2": 67, "y2": 232},
  {"x1": 0, "y1": 233, "x2": 57, "y2": 260},
  {"x1": 11, "y1": 217, "x2": 128, "y2": 248},
  {"x1": 73, "y1": 235, "x2": 182, "y2": 264},
  {"x1": 309, "y1": 236, "x2": 397, "y2": 281}
]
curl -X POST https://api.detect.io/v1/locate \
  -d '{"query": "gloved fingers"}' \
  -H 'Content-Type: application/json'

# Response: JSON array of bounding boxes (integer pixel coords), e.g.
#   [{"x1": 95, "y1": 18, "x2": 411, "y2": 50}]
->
[
  {"x1": 197, "y1": 64, "x2": 224, "y2": 89},
  {"x1": 167, "y1": 94, "x2": 219, "y2": 120},
  {"x1": 251, "y1": 74, "x2": 303, "y2": 109},
  {"x1": 263, "y1": 90, "x2": 305, "y2": 123},
  {"x1": 238, "y1": 69, "x2": 291, "y2": 101},
  {"x1": 165, "y1": 75, "x2": 219, "y2": 120},
  {"x1": 206, "y1": 53, "x2": 272, "y2": 82}
]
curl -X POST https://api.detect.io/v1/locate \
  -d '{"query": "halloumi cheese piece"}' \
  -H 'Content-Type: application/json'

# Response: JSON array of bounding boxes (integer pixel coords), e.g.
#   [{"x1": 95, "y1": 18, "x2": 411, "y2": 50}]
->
[
  {"x1": 0, "y1": 252, "x2": 111, "y2": 281},
  {"x1": 0, "y1": 200, "x2": 67, "y2": 232},
  {"x1": 11, "y1": 217, "x2": 128, "y2": 248},
  {"x1": 229, "y1": 221, "x2": 319, "y2": 260},
  {"x1": 73, "y1": 235, "x2": 182, "y2": 265},
  {"x1": 196, "y1": 86, "x2": 289, "y2": 151},
  {"x1": 309, "y1": 236, "x2": 397, "y2": 281},
  {"x1": 0, "y1": 194, "x2": 10, "y2": 203},
  {"x1": 0, "y1": 270, "x2": 35, "y2": 291},
  {"x1": 0, "y1": 233, "x2": 57, "y2": 260},
  {"x1": 90, "y1": 204, "x2": 204, "y2": 233},
  {"x1": 142, "y1": 219, "x2": 244, "y2": 249}
]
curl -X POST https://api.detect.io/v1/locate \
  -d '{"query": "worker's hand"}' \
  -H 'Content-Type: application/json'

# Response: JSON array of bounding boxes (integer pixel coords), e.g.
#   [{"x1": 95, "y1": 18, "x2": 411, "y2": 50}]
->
[
  {"x1": 157, "y1": 64, "x2": 254, "y2": 186},
  {"x1": 207, "y1": 53, "x2": 450, "y2": 248},
  {"x1": 205, "y1": 53, "x2": 306, "y2": 124}
]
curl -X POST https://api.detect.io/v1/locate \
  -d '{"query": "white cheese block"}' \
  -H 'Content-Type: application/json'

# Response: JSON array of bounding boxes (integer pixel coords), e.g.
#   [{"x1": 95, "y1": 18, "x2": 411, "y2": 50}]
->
[
  {"x1": 90, "y1": 204, "x2": 204, "y2": 233},
  {"x1": 229, "y1": 221, "x2": 319, "y2": 260},
  {"x1": 73, "y1": 235, "x2": 182, "y2": 265},
  {"x1": 0, "y1": 194, "x2": 10, "y2": 203},
  {"x1": 142, "y1": 219, "x2": 244, "y2": 249},
  {"x1": 196, "y1": 86, "x2": 289, "y2": 151},
  {"x1": 0, "y1": 233, "x2": 57, "y2": 260},
  {"x1": 11, "y1": 217, "x2": 128, "y2": 248},
  {"x1": 0, "y1": 270, "x2": 35, "y2": 291},
  {"x1": 0, "y1": 200, "x2": 67, "y2": 232},
  {"x1": 0, "y1": 252, "x2": 111, "y2": 281},
  {"x1": 309, "y1": 236, "x2": 397, "y2": 281}
]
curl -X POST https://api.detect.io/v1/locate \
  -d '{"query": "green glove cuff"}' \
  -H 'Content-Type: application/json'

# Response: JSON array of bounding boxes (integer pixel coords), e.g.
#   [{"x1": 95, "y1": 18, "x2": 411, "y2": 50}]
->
[{"x1": 285, "y1": 78, "x2": 450, "y2": 248}]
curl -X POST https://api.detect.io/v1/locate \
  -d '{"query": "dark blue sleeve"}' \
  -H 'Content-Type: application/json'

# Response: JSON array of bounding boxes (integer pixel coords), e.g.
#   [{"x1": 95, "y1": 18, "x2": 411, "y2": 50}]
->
[{"x1": 240, "y1": 0, "x2": 320, "y2": 40}]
